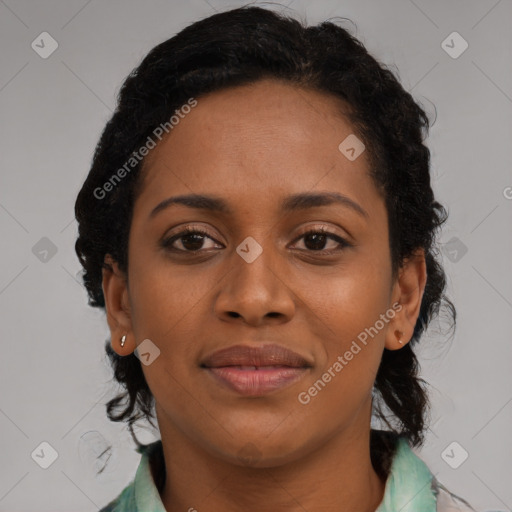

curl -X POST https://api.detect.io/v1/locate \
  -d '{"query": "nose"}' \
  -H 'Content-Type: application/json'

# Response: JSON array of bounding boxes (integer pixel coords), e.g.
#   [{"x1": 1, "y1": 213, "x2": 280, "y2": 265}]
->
[{"x1": 213, "y1": 238, "x2": 296, "y2": 327}]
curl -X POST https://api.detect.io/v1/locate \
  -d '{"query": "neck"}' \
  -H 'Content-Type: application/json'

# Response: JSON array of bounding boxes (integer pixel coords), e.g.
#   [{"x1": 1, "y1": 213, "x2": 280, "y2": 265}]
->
[{"x1": 158, "y1": 407, "x2": 387, "y2": 512}]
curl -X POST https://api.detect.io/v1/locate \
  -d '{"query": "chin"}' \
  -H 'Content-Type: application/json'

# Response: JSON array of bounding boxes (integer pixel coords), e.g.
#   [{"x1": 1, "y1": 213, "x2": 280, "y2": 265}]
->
[{"x1": 210, "y1": 430, "x2": 312, "y2": 469}]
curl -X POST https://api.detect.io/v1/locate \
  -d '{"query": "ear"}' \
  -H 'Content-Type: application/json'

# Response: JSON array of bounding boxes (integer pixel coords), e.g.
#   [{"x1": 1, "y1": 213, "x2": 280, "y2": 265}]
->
[
  {"x1": 102, "y1": 254, "x2": 134, "y2": 355},
  {"x1": 385, "y1": 248, "x2": 427, "y2": 351}
]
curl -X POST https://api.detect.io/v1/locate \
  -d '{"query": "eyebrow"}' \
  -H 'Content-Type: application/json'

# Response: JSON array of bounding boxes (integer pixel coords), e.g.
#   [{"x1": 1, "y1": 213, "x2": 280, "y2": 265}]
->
[{"x1": 149, "y1": 192, "x2": 369, "y2": 220}]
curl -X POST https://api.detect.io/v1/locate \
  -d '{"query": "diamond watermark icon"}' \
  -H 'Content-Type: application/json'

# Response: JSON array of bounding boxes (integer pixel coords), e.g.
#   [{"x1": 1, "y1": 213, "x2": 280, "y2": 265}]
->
[
  {"x1": 134, "y1": 338, "x2": 161, "y2": 366},
  {"x1": 441, "y1": 32, "x2": 468, "y2": 59},
  {"x1": 236, "y1": 236, "x2": 263, "y2": 263},
  {"x1": 442, "y1": 236, "x2": 468, "y2": 263},
  {"x1": 338, "y1": 134, "x2": 365, "y2": 161},
  {"x1": 31, "y1": 441, "x2": 59, "y2": 469},
  {"x1": 237, "y1": 442, "x2": 262, "y2": 466},
  {"x1": 32, "y1": 237, "x2": 58, "y2": 263},
  {"x1": 31, "y1": 32, "x2": 59, "y2": 59},
  {"x1": 441, "y1": 441, "x2": 469, "y2": 469}
]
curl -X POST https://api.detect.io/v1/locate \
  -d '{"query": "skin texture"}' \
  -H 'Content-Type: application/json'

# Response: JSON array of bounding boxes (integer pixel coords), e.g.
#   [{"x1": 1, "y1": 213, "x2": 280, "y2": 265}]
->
[{"x1": 102, "y1": 79, "x2": 427, "y2": 512}]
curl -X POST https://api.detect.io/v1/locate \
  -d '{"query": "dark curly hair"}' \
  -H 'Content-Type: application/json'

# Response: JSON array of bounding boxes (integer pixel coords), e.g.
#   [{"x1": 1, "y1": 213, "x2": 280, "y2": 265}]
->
[{"x1": 74, "y1": 5, "x2": 455, "y2": 470}]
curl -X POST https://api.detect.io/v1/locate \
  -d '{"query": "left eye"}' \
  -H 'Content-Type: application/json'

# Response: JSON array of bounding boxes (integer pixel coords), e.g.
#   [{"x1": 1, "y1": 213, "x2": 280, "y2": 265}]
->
[{"x1": 292, "y1": 229, "x2": 350, "y2": 253}]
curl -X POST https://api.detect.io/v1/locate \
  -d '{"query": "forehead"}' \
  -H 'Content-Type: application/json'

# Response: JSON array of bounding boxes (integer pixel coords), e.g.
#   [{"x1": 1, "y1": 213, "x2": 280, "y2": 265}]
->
[{"x1": 134, "y1": 79, "x2": 383, "y2": 220}]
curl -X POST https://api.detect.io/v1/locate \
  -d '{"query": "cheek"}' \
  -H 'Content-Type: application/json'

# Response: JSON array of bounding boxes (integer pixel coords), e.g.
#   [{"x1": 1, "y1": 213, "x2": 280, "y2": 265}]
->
[
  {"x1": 298, "y1": 304, "x2": 386, "y2": 427},
  {"x1": 128, "y1": 270, "x2": 200, "y2": 415},
  {"x1": 127, "y1": 254, "x2": 209, "y2": 338},
  {"x1": 298, "y1": 253, "x2": 391, "y2": 340},
  {"x1": 297, "y1": 257, "x2": 390, "y2": 400}
]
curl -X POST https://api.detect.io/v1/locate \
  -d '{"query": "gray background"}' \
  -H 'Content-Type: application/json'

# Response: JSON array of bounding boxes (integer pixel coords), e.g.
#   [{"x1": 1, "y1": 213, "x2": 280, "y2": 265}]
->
[{"x1": 1, "y1": 0, "x2": 511, "y2": 511}]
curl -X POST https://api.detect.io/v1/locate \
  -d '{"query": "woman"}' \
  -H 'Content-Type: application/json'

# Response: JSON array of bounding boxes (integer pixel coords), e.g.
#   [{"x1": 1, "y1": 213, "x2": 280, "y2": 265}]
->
[{"x1": 74, "y1": 6, "x2": 485, "y2": 512}]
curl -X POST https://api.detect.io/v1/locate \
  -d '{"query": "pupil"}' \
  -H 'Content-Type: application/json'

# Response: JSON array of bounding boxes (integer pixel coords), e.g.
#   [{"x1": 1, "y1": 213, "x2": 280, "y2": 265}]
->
[
  {"x1": 305, "y1": 233, "x2": 326, "y2": 250},
  {"x1": 182, "y1": 234, "x2": 204, "y2": 251}
]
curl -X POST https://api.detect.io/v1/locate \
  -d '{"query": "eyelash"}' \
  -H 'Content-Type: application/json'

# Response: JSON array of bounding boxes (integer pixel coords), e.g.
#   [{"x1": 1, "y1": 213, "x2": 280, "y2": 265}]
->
[{"x1": 161, "y1": 225, "x2": 351, "y2": 256}]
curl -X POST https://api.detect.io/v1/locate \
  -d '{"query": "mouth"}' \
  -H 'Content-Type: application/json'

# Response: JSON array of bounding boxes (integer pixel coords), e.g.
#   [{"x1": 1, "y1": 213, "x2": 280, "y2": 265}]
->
[{"x1": 200, "y1": 344, "x2": 312, "y2": 396}]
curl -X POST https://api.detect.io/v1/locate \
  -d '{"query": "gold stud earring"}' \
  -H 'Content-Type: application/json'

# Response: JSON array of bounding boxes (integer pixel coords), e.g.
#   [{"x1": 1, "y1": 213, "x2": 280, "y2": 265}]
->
[
  {"x1": 394, "y1": 330, "x2": 404, "y2": 344},
  {"x1": 120, "y1": 334, "x2": 127, "y2": 347}
]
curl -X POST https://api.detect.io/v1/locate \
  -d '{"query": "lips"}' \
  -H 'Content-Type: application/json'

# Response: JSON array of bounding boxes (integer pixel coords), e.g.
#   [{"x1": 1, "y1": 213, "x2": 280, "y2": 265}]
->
[
  {"x1": 201, "y1": 344, "x2": 312, "y2": 396},
  {"x1": 201, "y1": 344, "x2": 311, "y2": 368}
]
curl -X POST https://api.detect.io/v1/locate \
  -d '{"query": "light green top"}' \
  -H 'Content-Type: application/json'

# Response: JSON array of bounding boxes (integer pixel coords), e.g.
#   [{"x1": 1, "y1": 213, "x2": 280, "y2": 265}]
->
[{"x1": 99, "y1": 436, "x2": 478, "y2": 512}]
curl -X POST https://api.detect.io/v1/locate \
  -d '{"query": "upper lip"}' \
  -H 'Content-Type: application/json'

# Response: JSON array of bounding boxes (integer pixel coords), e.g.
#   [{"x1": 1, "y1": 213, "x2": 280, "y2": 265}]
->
[{"x1": 201, "y1": 344, "x2": 312, "y2": 368}]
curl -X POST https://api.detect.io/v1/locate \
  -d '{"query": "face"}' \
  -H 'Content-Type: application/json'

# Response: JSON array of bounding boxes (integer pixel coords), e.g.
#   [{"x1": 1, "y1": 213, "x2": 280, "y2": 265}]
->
[{"x1": 103, "y1": 79, "x2": 426, "y2": 467}]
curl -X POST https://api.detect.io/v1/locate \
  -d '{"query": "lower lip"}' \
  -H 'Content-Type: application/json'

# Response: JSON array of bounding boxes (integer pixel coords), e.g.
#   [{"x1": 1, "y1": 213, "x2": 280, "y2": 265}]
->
[{"x1": 205, "y1": 366, "x2": 309, "y2": 396}]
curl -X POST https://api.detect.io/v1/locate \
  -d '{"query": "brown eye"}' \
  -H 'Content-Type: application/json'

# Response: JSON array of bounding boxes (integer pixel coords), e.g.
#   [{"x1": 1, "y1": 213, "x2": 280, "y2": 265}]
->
[
  {"x1": 162, "y1": 227, "x2": 222, "y2": 252},
  {"x1": 292, "y1": 228, "x2": 351, "y2": 254}
]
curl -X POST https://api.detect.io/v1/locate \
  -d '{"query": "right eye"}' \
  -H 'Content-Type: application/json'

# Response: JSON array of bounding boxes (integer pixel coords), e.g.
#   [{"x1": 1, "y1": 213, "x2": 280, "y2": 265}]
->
[{"x1": 161, "y1": 227, "x2": 223, "y2": 253}]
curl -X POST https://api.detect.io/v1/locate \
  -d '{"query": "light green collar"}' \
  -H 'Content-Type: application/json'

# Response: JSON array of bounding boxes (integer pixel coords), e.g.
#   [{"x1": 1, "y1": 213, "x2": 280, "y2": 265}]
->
[
  {"x1": 375, "y1": 437, "x2": 436, "y2": 512},
  {"x1": 134, "y1": 441, "x2": 166, "y2": 512},
  {"x1": 114, "y1": 436, "x2": 437, "y2": 512}
]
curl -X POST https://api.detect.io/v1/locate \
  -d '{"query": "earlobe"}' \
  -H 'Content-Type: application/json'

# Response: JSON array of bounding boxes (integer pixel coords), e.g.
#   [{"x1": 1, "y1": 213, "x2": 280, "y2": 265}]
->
[
  {"x1": 385, "y1": 249, "x2": 427, "y2": 351},
  {"x1": 102, "y1": 255, "x2": 134, "y2": 355},
  {"x1": 384, "y1": 325, "x2": 406, "y2": 351}
]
